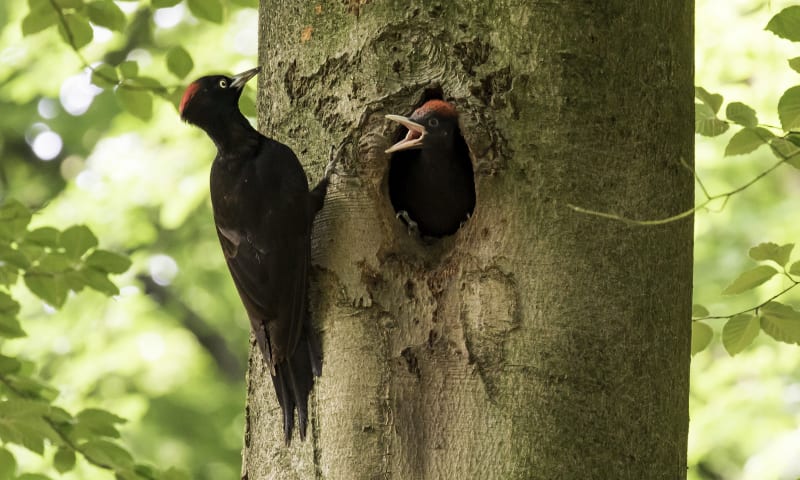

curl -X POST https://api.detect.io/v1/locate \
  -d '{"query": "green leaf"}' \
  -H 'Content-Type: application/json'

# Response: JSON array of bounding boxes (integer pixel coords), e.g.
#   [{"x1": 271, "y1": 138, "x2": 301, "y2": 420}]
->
[
  {"x1": 0, "y1": 355, "x2": 21, "y2": 374},
  {"x1": 25, "y1": 227, "x2": 60, "y2": 248},
  {"x1": 81, "y1": 267, "x2": 119, "y2": 296},
  {"x1": 166, "y1": 46, "x2": 194, "y2": 79},
  {"x1": 87, "y1": 1, "x2": 126, "y2": 31},
  {"x1": 0, "y1": 245, "x2": 29, "y2": 268},
  {"x1": 60, "y1": 225, "x2": 98, "y2": 259},
  {"x1": 118, "y1": 60, "x2": 139, "y2": 79},
  {"x1": 770, "y1": 137, "x2": 800, "y2": 167},
  {"x1": 37, "y1": 253, "x2": 74, "y2": 273},
  {"x1": 54, "y1": 447, "x2": 76, "y2": 474},
  {"x1": 57, "y1": 13, "x2": 93, "y2": 50},
  {"x1": 0, "y1": 201, "x2": 32, "y2": 242},
  {"x1": 692, "y1": 304, "x2": 709, "y2": 318},
  {"x1": 115, "y1": 87, "x2": 153, "y2": 120},
  {"x1": 722, "y1": 265, "x2": 778, "y2": 295},
  {"x1": 152, "y1": 0, "x2": 182, "y2": 7},
  {"x1": 85, "y1": 249, "x2": 131, "y2": 274},
  {"x1": 76, "y1": 408, "x2": 126, "y2": 438},
  {"x1": 749, "y1": 242, "x2": 794, "y2": 266},
  {"x1": 21, "y1": 8, "x2": 57, "y2": 35},
  {"x1": 760, "y1": 301, "x2": 800, "y2": 344},
  {"x1": 778, "y1": 85, "x2": 800, "y2": 131},
  {"x1": 24, "y1": 272, "x2": 68, "y2": 308},
  {"x1": 722, "y1": 314, "x2": 760, "y2": 355},
  {"x1": 695, "y1": 86, "x2": 723, "y2": 113},
  {"x1": 91, "y1": 64, "x2": 119, "y2": 89},
  {"x1": 187, "y1": 0, "x2": 224, "y2": 23},
  {"x1": 3, "y1": 376, "x2": 58, "y2": 401},
  {"x1": 695, "y1": 102, "x2": 729, "y2": 137},
  {"x1": 81, "y1": 440, "x2": 134, "y2": 469},
  {"x1": 724, "y1": 127, "x2": 774, "y2": 156},
  {"x1": 790, "y1": 260, "x2": 800, "y2": 276},
  {"x1": 726, "y1": 102, "x2": 758, "y2": 127},
  {"x1": 46, "y1": 407, "x2": 73, "y2": 424},
  {"x1": 0, "y1": 447, "x2": 15, "y2": 479},
  {"x1": 691, "y1": 321, "x2": 713, "y2": 355},
  {"x1": 0, "y1": 399, "x2": 58, "y2": 454},
  {"x1": 766, "y1": 6, "x2": 800, "y2": 42},
  {"x1": 789, "y1": 57, "x2": 800, "y2": 73},
  {"x1": 0, "y1": 292, "x2": 24, "y2": 338}
]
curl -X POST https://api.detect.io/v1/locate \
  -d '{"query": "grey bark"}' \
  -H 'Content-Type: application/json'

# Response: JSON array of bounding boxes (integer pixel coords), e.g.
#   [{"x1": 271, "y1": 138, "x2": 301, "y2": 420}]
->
[{"x1": 245, "y1": 1, "x2": 693, "y2": 479}]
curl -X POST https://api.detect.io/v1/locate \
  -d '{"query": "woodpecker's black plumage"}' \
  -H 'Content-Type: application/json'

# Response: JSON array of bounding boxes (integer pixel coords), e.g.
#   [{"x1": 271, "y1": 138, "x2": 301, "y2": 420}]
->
[
  {"x1": 386, "y1": 100, "x2": 475, "y2": 237},
  {"x1": 180, "y1": 67, "x2": 333, "y2": 444}
]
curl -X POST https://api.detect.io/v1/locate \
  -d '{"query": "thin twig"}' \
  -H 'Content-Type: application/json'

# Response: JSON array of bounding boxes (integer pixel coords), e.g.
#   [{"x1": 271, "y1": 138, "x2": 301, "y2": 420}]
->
[
  {"x1": 47, "y1": 0, "x2": 172, "y2": 94},
  {"x1": 568, "y1": 130, "x2": 800, "y2": 226}
]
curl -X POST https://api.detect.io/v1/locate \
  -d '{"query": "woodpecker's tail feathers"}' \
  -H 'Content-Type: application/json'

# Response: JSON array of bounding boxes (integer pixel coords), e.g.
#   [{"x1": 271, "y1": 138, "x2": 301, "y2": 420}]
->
[{"x1": 270, "y1": 330, "x2": 321, "y2": 445}]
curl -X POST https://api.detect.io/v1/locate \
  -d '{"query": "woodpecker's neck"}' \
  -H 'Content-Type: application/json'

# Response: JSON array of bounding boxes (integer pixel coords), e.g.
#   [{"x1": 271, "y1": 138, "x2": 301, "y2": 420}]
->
[{"x1": 203, "y1": 111, "x2": 260, "y2": 158}]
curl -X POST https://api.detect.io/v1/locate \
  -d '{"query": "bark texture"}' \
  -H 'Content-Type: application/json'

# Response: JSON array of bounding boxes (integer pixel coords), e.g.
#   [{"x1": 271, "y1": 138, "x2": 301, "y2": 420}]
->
[{"x1": 246, "y1": 1, "x2": 693, "y2": 479}]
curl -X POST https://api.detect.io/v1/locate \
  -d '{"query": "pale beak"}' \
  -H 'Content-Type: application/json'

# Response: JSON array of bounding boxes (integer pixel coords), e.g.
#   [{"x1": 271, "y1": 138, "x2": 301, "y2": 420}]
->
[
  {"x1": 230, "y1": 67, "x2": 260, "y2": 89},
  {"x1": 385, "y1": 114, "x2": 427, "y2": 153}
]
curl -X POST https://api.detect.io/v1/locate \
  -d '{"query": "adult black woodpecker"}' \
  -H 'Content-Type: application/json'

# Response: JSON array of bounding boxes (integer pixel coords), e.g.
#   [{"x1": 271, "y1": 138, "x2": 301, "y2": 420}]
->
[
  {"x1": 179, "y1": 67, "x2": 335, "y2": 444},
  {"x1": 385, "y1": 100, "x2": 476, "y2": 237}
]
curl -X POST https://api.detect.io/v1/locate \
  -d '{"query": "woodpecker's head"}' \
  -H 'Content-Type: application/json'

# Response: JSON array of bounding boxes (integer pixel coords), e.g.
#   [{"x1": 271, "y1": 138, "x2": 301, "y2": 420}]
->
[
  {"x1": 385, "y1": 100, "x2": 459, "y2": 153},
  {"x1": 179, "y1": 67, "x2": 259, "y2": 128}
]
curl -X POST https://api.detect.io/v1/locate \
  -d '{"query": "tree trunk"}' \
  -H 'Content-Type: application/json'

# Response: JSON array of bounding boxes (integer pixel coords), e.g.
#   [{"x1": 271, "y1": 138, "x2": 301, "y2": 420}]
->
[{"x1": 245, "y1": 1, "x2": 693, "y2": 479}]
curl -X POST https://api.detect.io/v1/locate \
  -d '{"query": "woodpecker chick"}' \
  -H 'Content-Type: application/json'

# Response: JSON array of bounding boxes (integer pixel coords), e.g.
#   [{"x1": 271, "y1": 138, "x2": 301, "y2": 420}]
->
[
  {"x1": 180, "y1": 67, "x2": 335, "y2": 445},
  {"x1": 385, "y1": 100, "x2": 475, "y2": 238}
]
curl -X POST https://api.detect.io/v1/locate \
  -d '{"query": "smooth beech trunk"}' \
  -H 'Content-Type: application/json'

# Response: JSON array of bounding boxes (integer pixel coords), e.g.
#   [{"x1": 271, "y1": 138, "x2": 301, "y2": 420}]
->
[{"x1": 244, "y1": 2, "x2": 693, "y2": 479}]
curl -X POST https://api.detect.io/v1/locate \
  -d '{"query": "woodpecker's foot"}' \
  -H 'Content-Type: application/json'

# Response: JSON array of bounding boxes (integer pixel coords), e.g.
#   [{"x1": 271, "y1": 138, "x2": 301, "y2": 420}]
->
[
  {"x1": 323, "y1": 145, "x2": 339, "y2": 180},
  {"x1": 396, "y1": 211, "x2": 419, "y2": 236}
]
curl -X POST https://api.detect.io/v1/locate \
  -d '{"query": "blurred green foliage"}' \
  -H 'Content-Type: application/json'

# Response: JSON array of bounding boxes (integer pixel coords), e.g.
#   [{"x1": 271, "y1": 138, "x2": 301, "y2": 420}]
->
[
  {"x1": 1, "y1": 0, "x2": 258, "y2": 477},
  {"x1": 692, "y1": 1, "x2": 800, "y2": 479}
]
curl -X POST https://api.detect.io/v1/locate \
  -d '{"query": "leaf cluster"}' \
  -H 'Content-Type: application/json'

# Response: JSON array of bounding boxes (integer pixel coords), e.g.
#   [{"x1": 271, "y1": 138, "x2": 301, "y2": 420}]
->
[{"x1": 0, "y1": 199, "x2": 185, "y2": 480}]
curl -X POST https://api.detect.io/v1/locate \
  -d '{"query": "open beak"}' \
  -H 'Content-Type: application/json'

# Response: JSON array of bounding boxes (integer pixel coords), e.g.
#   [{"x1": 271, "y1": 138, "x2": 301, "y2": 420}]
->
[
  {"x1": 230, "y1": 67, "x2": 260, "y2": 90},
  {"x1": 385, "y1": 114, "x2": 427, "y2": 153}
]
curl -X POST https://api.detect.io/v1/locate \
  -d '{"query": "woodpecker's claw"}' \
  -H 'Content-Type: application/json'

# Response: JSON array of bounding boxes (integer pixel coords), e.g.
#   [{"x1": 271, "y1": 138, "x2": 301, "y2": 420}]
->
[
  {"x1": 323, "y1": 145, "x2": 339, "y2": 179},
  {"x1": 396, "y1": 211, "x2": 419, "y2": 236}
]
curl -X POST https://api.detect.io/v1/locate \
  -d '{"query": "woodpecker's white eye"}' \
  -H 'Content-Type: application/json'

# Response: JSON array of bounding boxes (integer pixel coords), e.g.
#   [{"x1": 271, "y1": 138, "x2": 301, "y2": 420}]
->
[
  {"x1": 428, "y1": 118, "x2": 439, "y2": 127},
  {"x1": 219, "y1": 79, "x2": 228, "y2": 88}
]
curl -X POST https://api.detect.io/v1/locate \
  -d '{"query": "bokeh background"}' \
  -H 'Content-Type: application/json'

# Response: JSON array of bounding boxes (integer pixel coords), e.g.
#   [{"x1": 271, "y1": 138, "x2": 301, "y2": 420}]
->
[{"x1": 1, "y1": 0, "x2": 799, "y2": 478}]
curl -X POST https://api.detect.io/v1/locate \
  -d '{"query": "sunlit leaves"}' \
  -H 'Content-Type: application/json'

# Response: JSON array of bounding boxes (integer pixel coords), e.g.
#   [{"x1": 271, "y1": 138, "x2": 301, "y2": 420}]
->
[
  {"x1": 722, "y1": 265, "x2": 777, "y2": 295},
  {"x1": 0, "y1": 400, "x2": 59, "y2": 455},
  {"x1": 695, "y1": 86, "x2": 723, "y2": 113},
  {"x1": 722, "y1": 314, "x2": 760, "y2": 355},
  {"x1": 0, "y1": 201, "x2": 32, "y2": 242},
  {"x1": 87, "y1": 1, "x2": 126, "y2": 31},
  {"x1": 695, "y1": 103, "x2": 729, "y2": 137},
  {"x1": 724, "y1": 127, "x2": 773, "y2": 156},
  {"x1": 188, "y1": 0, "x2": 224, "y2": 23},
  {"x1": 778, "y1": 86, "x2": 800, "y2": 131},
  {"x1": 726, "y1": 102, "x2": 758, "y2": 127},
  {"x1": 91, "y1": 64, "x2": 119, "y2": 89},
  {"x1": 115, "y1": 87, "x2": 153, "y2": 120},
  {"x1": 0, "y1": 292, "x2": 24, "y2": 339},
  {"x1": 53, "y1": 447, "x2": 76, "y2": 474},
  {"x1": 86, "y1": 250, "x2": 132, "y2": 274},
  {"x1": 691, "y1": 322, "x2": 713, "y2": 355},
  {"x1": 749, "y1": 242, "x2": 794, "y2": 266},
  {"x1": 760, "y1": 301, "x2": 800, "y2": 344},
  {"x1": 766, "y1": 5, "x2": 800, "y2": 42},
  {"x1": 81, "y1": 440, "x2": 134, "y2": 469},
  {"x1": 167, "y1": 46, "x2": 194, "y2": 79},
  {"x1": 692, "y1": 304, "x2": 709, "y2": 318},
  {"x1": 22, "y1": 0, "x2": 58, "y2": 36},
  {"x1": 0, "y1": 448, "x2": 15, "y2": 479},
  {"x1": 57, "y1": 14, "x2": 93, "y2": 49},
  {"x1": 118, "y1": 60, "x2": 138, "y2": 79},
  {"x1": 790, "y1": 57, "x2": 800, "y2": 73}
]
